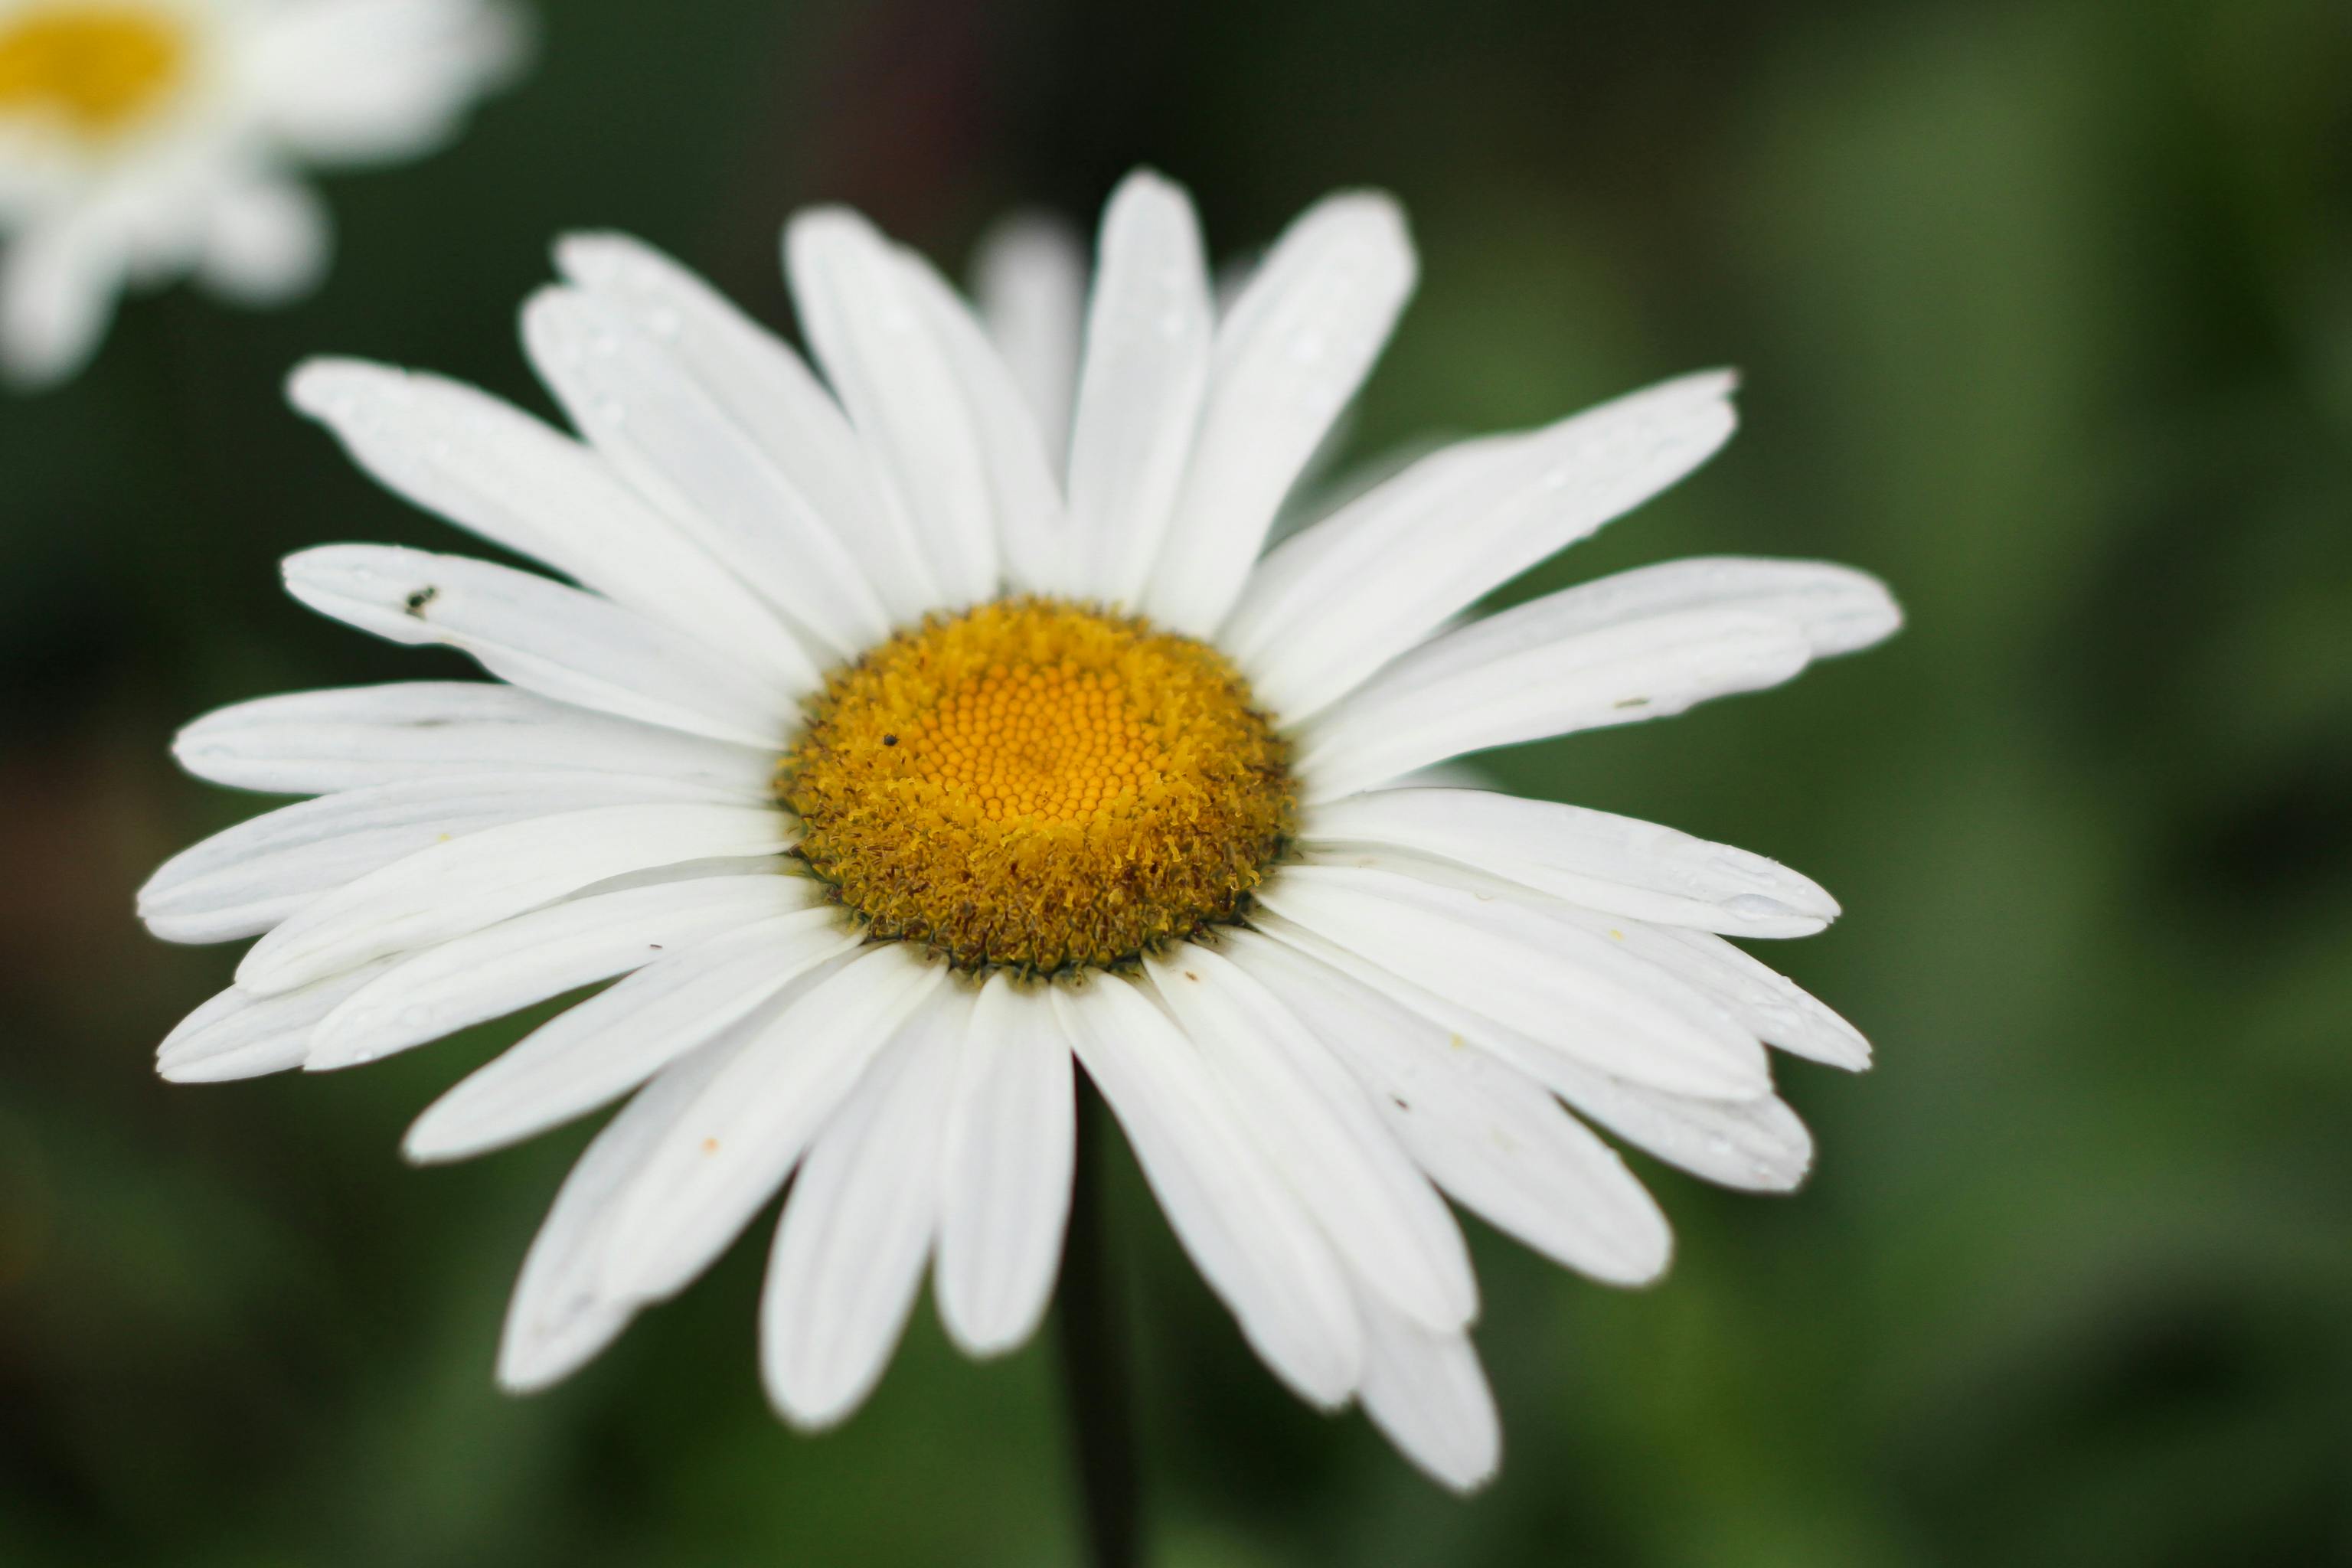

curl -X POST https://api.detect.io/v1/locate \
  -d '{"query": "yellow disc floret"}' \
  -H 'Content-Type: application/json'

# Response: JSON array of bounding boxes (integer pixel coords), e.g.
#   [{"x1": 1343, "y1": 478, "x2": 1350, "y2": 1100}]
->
[
  {"x1": 782, "y1": 598, "x2": 1295, "y2": 974},
  {"x1": 0, "y1": 5, "x2": 188, "y2": 139}
]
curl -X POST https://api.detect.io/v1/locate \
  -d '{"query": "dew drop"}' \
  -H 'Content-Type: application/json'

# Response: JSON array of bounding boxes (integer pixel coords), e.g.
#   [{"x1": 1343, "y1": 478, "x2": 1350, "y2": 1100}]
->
[{"x1": 1723, "y1": 893, "x2": 1792, "y2": 922}]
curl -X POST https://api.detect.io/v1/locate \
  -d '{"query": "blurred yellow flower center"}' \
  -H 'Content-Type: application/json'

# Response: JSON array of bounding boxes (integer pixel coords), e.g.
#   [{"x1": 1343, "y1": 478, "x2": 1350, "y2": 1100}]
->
[
  {"x1": 782, "y1": 598, "x2": 1295, "y2": 975},
  {"x1": 0, "y1": 6, "x2": 187, "y2": 138}
]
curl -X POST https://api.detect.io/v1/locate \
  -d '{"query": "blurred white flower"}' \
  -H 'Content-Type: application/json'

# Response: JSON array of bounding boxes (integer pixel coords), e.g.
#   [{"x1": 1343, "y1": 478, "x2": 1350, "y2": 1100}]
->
[
  {"x1": 144, "y1": 171, "x2": 1900, "y2": 1491},
  {"x1": 0, "y1": 0, "x2": 524, "y2": 387}
]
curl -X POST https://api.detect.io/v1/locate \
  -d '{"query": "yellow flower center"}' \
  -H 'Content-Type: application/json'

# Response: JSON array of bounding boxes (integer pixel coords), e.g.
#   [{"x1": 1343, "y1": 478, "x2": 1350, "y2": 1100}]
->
[
  {"x1": 0, "y1": 5, "x2": 188, "y2": 139},
  {"x1": 781, "y1": 598, "x2": 1295, "y2": 975}
]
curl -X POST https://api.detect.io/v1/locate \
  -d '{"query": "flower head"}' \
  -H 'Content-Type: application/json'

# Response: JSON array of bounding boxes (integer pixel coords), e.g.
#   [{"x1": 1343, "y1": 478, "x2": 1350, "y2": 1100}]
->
[
  {"x1": 0, "y1": 0, "x2": 524, "y2": 387},
  {"x1": 144, "y1": 170, "x2": 1900, "y2": 1490}
]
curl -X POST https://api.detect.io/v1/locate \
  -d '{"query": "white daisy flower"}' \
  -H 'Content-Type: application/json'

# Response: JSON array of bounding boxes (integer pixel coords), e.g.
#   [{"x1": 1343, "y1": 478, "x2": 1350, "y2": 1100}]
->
[
  {"x1": 143, "y1": 170, "x2": 1900, "y2": 1493},
  {"x1": 0, "y1": 0, "x2": 524, "y2": 387}
]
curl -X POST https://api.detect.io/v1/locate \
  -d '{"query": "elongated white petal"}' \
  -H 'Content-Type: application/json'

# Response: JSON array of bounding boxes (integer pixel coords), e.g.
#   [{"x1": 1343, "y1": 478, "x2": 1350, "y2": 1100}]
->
[
  {"x1": 283, "y1": 546, "x2": 799, "y2": 750},
  {"x1": 1224, "y1": 372, "x2": 1738, "y2": 720},
  {"x1": 172, "y1": 682, "x2": 776, "y2": 798},
  {"x1": 1227, "y1": 929, "x2": 1670, "y2": 1285},
  {"x1": 554, "y1": 231, "x2": 940, "y2": 622},
  {"x1": 1345, "y1": 841, "x2": 1872, "y2": 1072},
  {"x1": 0, "y1": 207, "x2": 120, "y2": 389},
  {"x1": 1663, "y1": 927, "x2": 1867, "y2": 1070},
  {"x1": 1260, "y1": 915, "x2": 1813, "y2": 1191},
  {"x1": 249, "y1": 0, "x2": 524, "y2": 165},
  {"x1": 157, "y1": 960, "x2": 400, "y2": 1084},
  {"x1": 1051, "y1": 975, "x2": 1361, "y2": 1407},
  {"x1": 1550, "y1": 913, "x2": 1870, "y2": 1071},
  {"x1": 762, "y1": 986, "x2": 965, "y2": 1429},
  {"x1": 199, "y1": 178, "x2": 331, "y2": 305},
  {"x1": 1298, "y1": 607, "x2": 1813, "y2": 801},
  {"x1": 521, "y1": 287, "x2": 895, "y2": 657},
  {"x1": 1382, "y1": 557, "x2": 1903, "y2": 699},
  {"x1": 969, "y1": 216, "x2": 1085, "y2": 465},
  {"x1": 498, "y1": 1031, "x2": 744, "y2": 1393},
  {"x1": 309, "y1": 872, "x2": 815, "y2": 1071},
  {"x1": 1312, "y1": 843, "x2": 1868, "y2": 1070},
  {"x1": 1535, "y1": 1057, "x2": 1816, "y2": 1191},
  {"x1": 935, "y1": 973, "x2": 1074, "y2": 1357},
  {"x1": 1257, "y1": 864, "x2": 1769, "y2": 1099},
  {"x1": 237, "y1": 803, "x2": 792, "y2": 995},
  {"x1": 139, "y1": 771, "x2": 734, "y2": 945},
  {"x1": 403, "y1": 909, "x2": 863, "y2": 1160},
  {"x1": 1302, "y1": 788, "x2": 1838, "y2": 939},
  {"x1": 1356, "y1": 1285, "x2": 1500, "y2": 1494},
  {"x1": 1298, "y1": 554, "x2": 1900, "y2": 797},
  {"x1": 596, "y1": 946, "x2": 942, "y2": 1305},
  {"x1": 1145, "y1": 946, "x2": 1475, "y2": 1332},
  {"x1": 1064, "y1": 172, "x2": 1214, "y2": 605},
  {"x1": 786, "y1": 209, "x2": 1001, "y2": 606},
  {"x1": 890, "y1": 244, "x2": 1072, "y2": 597},
  {"x1": 1142, "y1": 193, "x2": 1416, "y2": 635},
  {"x1": 288, "y1": 358, "x2": 815, "y2": 691}
]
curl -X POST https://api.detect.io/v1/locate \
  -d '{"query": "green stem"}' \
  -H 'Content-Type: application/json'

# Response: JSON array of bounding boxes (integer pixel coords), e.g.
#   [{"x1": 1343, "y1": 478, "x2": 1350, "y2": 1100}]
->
[{"x1": 1056, "y1": 1080, "x2": 1142, "y2": 1568}]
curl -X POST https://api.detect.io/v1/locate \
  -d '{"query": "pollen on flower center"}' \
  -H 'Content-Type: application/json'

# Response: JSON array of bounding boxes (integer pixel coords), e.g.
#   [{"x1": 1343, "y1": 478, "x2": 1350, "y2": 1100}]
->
[
  {"x1": 0, "y1": 5, "x2": 188, "y2": 138},
  {"x1": 780, "y1": 597, "x2": 1295, "y2": 975}
]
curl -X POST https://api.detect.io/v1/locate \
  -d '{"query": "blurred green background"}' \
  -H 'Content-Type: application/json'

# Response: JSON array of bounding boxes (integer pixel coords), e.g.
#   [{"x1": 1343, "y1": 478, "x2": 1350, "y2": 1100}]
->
[{"x1": 5, "y1": 0, "x2": 2350, "y2": 1563}]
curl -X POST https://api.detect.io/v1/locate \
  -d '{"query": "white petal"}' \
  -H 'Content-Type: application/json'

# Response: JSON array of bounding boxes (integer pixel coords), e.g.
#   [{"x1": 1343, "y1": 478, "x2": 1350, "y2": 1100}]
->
[
  {"x1": 1396, "y1": 557, "x2": 1904, "y2": 694},
  {"x1": 1255, "y1": 864, "x2": 1769, "y2": 1099},
  {"x1": 1261, "y1": 916, "x2": 1813, "y2": 1191},
  {"x1": 935, "y1": 973, "x2": 1074, "y2": 1357},
  {"x1": 1535, "y1": 1058, "x2": 1816, "y2": 1192},
  {"x1": 553, "y1": 231, "x2": 940, "y2": 622},
  {"x1": 1549, "y1": 915, "x2": 1870, "y2": 1071},
  {"x1": 761, "y1": 985, "x2": 965, "y2": 1429},
  {"x1": 172, "y1": 682, "x2": 775, "y2": 799},
  {"x1": 249, "y1": 0, "x2": 525, "y2": 165},
  {"x1": 156, "y1": 960, "x2": 400, "y2": 1084},
  {"x1": 1141, "y1": 192, "x2": 1416, "y2": 636},
  {"x1": 1355, "y1": 1285, "x2": 1500, "y2": 1493},
  {"x1": 969, "y1": 214, "x2": 1085, "y2": 466},
  {"x1": 1302, "y1": 556, "x2": 1903, "y2": 794},
  {"x1": 287, "y1": 358, "x2": 817, "y2": 691},
  {"x1": 236, "y1": 802, "x2": 792, "y2": 995},
  {"x1": 138, "y1": 771, "x2": 736, "y2": 944},
  {"x1": 786, "y1": 209, "x2": 1001, "y2": 606},
  {"x1": 1226, "y1": 929, "x2": 1670, "y2": 1285},
  {"x1": 520, "y1": 287, "x2": 894, "y2": 657},
  {"x1": 1063, "y1": 171, "x2": 1214, "y2": 606},
  {"x1": 1145, "y1": 946, "x2": 1475, "y2": 1332},
  {"x1": 498, "y1": 1031, "x2": 743, "y2": 1393},
  {"x1": 890, "y1": 243, "x2": 1071, "y2": 597},
  {"x1": 1300, "y1": 789, "x2": 1838, "y2": 939},
  {"x1": 1318, "y1": 841, "x2": 1869, "y2": 1070},
  {"x1": 596, "y1": 946, "x2": 942, "y2": 1306},
  {"x1": 1297, "y1": 606, "x2": 1814, "y2": 801},
  {"x1": 1, "y1": 209, "x2": 121, "y2": 389},
  {"x1": 282, "y1": 545, "x2": 799, "y2": 750},
  {"x1": 1223, "y1": 372, "x2": 1739, "y2": 720},
  {"x1": 198, "y1": 178, "x2": 331, "y2": 305},
  {"x1": 403, "y1": 908, "x2": 862, "y2": 1160},
  {"x1": 1050, "y1": 975, "x2": 1361, "y2": 1407},
  {"x1": 309, "y1": 871, "x2": 816, "y2": 1072}
]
